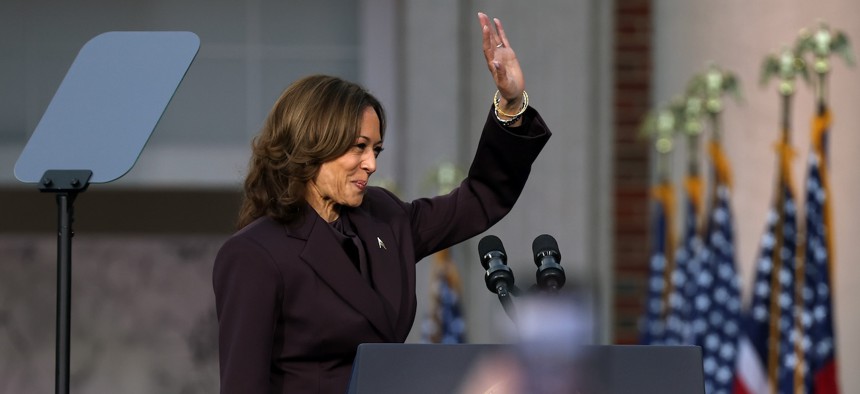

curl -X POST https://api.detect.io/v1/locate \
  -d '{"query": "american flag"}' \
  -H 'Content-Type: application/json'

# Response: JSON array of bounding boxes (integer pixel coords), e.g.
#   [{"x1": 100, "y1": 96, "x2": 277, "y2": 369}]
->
[
  {"x1": 800, "y1": 108, "x2": 839, "y2": 393},
  {"x1": 640, "y1": 183, "x2": 675, "y2": 345},
  {"x1": 663, "y1": 178, "x2": 705, "y2": 346},
  {"x1": 421, "y1": 250, "x2": 466, "y2": 344},
  {"x1": 736, "y1": 180, "x2": 798, "y2": 394},
  {"x1": 690, "y1": 182, "x2": 742, "y2": 394}
]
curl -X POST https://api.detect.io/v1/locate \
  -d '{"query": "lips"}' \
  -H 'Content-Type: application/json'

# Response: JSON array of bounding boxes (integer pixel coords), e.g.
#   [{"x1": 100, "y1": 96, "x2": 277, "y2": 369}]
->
[{"x1": 354, "y1": 180, "x2": 367, "y2": 191}]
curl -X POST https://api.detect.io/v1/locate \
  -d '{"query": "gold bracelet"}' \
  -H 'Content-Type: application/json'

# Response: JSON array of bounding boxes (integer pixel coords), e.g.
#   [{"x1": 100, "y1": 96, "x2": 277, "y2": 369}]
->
[
  {"x1": 494, "y1": 109, "x2": 521, "y2": 127},
  {"x1": 493, "y1": 90, "x2": 529, "y2": 118}
]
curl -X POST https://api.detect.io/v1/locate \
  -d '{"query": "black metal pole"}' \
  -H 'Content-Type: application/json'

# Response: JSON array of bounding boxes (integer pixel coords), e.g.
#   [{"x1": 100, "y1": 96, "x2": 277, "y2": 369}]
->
[
  {"x1": 39, "y1": 170, "x2": 90, "y2": 394},
  {"x1": 56, "y1": 192, "x2": 74, "y2": 394}
]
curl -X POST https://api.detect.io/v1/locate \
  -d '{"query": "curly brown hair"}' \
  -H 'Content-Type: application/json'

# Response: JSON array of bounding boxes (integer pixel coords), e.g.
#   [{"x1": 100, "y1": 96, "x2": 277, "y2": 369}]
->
[{"x1": 237, "y1": 75, "x2": 386, "y2": 228}]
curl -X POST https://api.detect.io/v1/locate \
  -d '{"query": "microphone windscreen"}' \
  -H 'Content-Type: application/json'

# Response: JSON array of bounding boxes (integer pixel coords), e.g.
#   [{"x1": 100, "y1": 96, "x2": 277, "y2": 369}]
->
[
  {"x1": 532, "y1": 234, "x2": 560, "y2": 257},
  {"x1": 478, "y1": 235, "x2": 506, "y2": 257}
]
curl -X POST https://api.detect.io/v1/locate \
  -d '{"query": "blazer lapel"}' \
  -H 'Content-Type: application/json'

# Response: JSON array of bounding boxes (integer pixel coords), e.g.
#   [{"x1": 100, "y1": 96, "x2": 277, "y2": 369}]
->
[
  {"x1": 347, "y1": 208, "x2": 405, "y2": 333},
  {"x1": 292, "y1": 212, "x2": 396, "y2": 340}
]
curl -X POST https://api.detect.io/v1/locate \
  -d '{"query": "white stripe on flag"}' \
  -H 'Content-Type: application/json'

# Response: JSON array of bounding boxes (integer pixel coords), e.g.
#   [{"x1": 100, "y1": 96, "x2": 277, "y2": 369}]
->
[{"x1": 735, "y1": 336, "x2": 770, "y2": 394}]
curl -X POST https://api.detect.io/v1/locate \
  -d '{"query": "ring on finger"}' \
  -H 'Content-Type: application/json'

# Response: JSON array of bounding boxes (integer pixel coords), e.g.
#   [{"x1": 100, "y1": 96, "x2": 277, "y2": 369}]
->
[{"x1": 496, "y1": 43, "x2": 504, "y2": 48}]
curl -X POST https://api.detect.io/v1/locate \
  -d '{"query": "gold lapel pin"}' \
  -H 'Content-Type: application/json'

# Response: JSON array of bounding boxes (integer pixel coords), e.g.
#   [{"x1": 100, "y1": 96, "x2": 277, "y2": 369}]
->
[{"x1": 377, "y1": 237, "x2": 386, "y2": 250}]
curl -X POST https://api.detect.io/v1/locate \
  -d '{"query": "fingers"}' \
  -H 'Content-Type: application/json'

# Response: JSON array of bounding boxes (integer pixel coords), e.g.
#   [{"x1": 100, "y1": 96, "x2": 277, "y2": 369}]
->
[
  {"x1": 481, "y1": 26, "x2": 498, "y2": 73},
  {"x1": 480, "y1": 21, "x2": 492, "y2": 55},
  {"x1": 478, "y1": 12, "x2": 499, "y2": 73},
  {"x1": 478, "y1": 11, "x2": 520, "y2": 91},
  {"x1": 477, "y1": 12, "x2": 490, "y2": 28},
  {"x1": 494, "y1": 18, "x2": 511, "y2": 49},
  {"x1": 478, "y1": 12, "x2": 502, "y2": 49}
]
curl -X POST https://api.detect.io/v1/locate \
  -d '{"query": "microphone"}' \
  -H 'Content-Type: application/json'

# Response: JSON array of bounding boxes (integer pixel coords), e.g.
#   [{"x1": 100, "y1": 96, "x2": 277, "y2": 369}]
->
[
  {"x1": 532, "y1": 234, "x2": 566, "y2": 292},
  {"x1": 478, "y1": 235, "x2": 515, "y2": 298}
]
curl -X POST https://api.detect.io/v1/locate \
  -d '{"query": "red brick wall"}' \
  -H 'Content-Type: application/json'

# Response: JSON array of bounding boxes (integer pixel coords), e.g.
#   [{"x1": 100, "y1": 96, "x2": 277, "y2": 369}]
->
[{"x1": 613, "y1": 0, "x2": 652, "y2": 344}]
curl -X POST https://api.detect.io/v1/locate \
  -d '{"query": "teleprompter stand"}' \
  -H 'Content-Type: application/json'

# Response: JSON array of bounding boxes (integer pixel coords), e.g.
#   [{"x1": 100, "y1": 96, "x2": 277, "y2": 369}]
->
[
  {"x1": 14, "y1": 32, "x2": 199, "y2": 394},
  {"x1": 39, "y1": 169, "x2": 92, "y2": 394}
]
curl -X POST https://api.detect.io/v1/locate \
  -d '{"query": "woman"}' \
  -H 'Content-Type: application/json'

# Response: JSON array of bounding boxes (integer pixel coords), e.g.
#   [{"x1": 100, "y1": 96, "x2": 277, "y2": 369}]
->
[{"x1": 213, "y1": 13, "x2": 551, "y2": 393}]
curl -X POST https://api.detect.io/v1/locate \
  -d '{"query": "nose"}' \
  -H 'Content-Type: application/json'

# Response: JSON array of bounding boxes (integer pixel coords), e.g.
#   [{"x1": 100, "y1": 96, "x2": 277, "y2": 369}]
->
[{"x1": 361, "y1": 150, "x2": 376, "y2": 175}]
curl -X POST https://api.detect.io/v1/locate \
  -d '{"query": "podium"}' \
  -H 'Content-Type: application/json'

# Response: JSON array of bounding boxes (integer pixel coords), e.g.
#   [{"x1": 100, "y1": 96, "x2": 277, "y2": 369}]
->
[{"x1": 348, "y1": 344, "x2": 704, "y2": 394}]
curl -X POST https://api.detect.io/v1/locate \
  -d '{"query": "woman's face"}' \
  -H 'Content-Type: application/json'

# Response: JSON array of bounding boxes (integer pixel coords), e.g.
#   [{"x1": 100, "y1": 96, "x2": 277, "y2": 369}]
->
[{"x1": 307, "y1": 107, "x2": 383, "y2": 216}]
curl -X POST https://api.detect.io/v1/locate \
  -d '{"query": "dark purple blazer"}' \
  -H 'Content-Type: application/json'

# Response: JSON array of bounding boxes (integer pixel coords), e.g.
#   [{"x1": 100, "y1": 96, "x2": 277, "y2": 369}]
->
[{"x1": 213, "y1": 107, "x2": 550, "y2": 393}]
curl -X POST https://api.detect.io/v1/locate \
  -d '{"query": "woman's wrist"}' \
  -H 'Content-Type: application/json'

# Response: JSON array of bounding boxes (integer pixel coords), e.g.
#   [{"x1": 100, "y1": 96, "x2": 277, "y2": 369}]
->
[
  {"x1": 499, "y1": 96, "x2": 522, "y2": 114},
  {"x1": 493, "y1": 90, "x2": 528, "y2": 127}
]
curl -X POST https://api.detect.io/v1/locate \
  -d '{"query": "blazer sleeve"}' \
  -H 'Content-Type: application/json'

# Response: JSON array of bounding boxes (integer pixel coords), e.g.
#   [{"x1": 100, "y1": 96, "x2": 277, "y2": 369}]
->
[
  {"x1": 213, "y1": 235, "x2": 283, "y2": 393},
  {"x1": 406, "y1": 105, "x2": 551, "y2": 259}
]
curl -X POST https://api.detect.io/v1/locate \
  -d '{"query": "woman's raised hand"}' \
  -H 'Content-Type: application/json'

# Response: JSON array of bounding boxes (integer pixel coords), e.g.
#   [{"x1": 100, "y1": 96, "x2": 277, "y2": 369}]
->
[{"x1": 478, "y1": 12, "x2": 525, "y2": 114}]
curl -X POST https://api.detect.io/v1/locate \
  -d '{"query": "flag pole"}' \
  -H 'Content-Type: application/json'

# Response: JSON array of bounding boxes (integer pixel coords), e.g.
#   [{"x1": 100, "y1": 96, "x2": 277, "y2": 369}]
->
[
  {"x1": 796, "y1": 21, "x2": 855, "y2": 289},
  {"x1": 681, "y1": 95, "x2": 705, "y2": 221},
  {"x1": 681, "y1": 65, "x2": 743, "y2": 393},
  {"x1": 686, "y1": 64, "x2": 741, "y2": 232},
  {"x1": 793, "y1": 21, "x2": 854, "y2": 392},
  {"x1": 641, "y1": 105, "x2": 679, "y2": 325},
  {"x1": 761, "y1": 44, "x2": 806, "y2": 391}
]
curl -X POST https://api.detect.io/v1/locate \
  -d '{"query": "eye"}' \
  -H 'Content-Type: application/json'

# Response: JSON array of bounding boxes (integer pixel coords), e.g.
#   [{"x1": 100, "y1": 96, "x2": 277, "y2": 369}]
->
[
  {"x1": 353, "y1": 143, "x2": 367, "y2": 152},
  {"x1": 373, "y1": 146, "x2": 384, "y2": 158}
]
